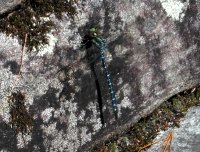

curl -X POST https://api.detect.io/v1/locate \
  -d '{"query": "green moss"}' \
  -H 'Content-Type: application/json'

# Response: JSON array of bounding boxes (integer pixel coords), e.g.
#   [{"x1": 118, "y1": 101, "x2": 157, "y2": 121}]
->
[
  {"x1": 109, "y1": 142, "x2": 119, "y2": 152},
  {"x1": 0, "y1": 0, "x2": 77, "y2": 52},
  {"x1": 92, "y1": 86, "x2": 200, "y2": 152},
  {"x1": 8, "y1": 91, "x2": 33, "y2": 134}
]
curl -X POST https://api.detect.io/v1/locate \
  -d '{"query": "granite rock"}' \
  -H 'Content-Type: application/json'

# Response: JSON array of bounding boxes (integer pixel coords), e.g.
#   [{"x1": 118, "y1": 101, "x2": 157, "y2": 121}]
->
[
  {"x1": 148, "y1": 106, "x2": 200, "y2": 152},
  {"x1": 0, "y1": 0, "x2": 200, "y2": 151},
  {"x1": 0, "y1": 0, "x2": 22, "y2": 16}
]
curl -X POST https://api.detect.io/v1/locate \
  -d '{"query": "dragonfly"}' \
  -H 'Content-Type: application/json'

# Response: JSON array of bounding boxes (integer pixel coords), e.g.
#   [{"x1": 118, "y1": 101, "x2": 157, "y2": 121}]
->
[{"x1": 81, "y1": 28, "x2": 118, "y2": 122}]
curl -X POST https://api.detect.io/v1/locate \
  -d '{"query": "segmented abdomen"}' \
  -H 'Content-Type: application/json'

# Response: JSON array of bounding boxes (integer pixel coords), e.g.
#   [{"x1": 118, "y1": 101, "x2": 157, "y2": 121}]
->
[{"x1": 99, "y1": 44, "x2": 118, "y2": 117}]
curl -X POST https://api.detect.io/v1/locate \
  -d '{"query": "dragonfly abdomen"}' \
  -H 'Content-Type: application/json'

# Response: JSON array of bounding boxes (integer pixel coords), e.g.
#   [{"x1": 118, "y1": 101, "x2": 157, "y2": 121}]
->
[{"x1": 99, "y1": 47, "x2": 118, "y2": 117}]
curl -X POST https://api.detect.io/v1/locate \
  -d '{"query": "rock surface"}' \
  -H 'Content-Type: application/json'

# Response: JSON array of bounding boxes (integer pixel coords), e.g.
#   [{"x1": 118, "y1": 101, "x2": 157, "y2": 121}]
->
[
  {"x1": 149, "y1": 106, "x2": 200, "y2": 152},
  {"x1": 0, "y1": 0, "x2": 200, "y2": 151},
  {"x1": 0, "y1": 0, "x2": 21, "y2": 16}
]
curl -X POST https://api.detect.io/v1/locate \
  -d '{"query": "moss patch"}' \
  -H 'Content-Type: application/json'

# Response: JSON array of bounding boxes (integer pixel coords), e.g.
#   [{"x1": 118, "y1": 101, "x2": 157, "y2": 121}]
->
[
  {"x1": 0, "y1": 0, "x2": 77, "y2": 52},
  {"x1": 92, "y1": 86, "x2": 200, "y2": 152},
  {"x1": 8, "y1": 91, "x2": 33, "y2": 134}
]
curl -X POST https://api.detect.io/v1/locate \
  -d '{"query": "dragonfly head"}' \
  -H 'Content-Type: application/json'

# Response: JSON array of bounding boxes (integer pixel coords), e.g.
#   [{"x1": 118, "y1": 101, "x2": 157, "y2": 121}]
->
[{"x1": 89, "y1": 28, "x2": 98, "y2": 37}]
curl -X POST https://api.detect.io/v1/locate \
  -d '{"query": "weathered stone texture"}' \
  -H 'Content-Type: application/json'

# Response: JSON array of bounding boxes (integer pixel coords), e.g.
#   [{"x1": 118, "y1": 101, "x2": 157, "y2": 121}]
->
[
  {"x1": 0, "y1": 0, "x2": 21, "y2": 16},
  {"x1": 149, "y1": 106, "x2": 200, "y2": 152},
  {"x1": 0, "y1": 0, "x2": 200, "y2": 151}
]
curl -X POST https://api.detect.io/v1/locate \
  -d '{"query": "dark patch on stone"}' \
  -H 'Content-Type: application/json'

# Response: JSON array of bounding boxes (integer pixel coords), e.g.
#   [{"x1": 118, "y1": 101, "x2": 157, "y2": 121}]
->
[
  {"x1": 0, "y1": 118, "x2": 18, "y2": 151},
  {"x1": 3, "y1": 60, "x2": 20, "y2": 75},
  {"x1": 181, "y1": 0, "x2": 187, "y2": 2},
  {"x1": 33, "y1": 87, "x2": 60, "y2": 111},
  {"x1": 27, "y1": 87, "x2": 60, "y2": 152},
  {"x1": 114, "y1": 16, "x2": 124, "y2": 31},
  {"x1": 146, "y1": 37, "x2": 167, "y2": 96},
  {"x1": 135, "y1": 16, "x2": 145, "y2": 32},
  {"x1": 0, "y1": 52, "x2": 6, "y2": 61},
  {"x1": 74, "y1": 71, "x2": 97, "y2": 110},
  {"x1": 102, "y1": 0, "x2": 115, "y2": 37},
  {"x1": 31, "y1": 89, "x2": 59, "y2": 127},
  {"x1": 54, "y1": 65, "x2": 77, "y2": 102},
  {"x1": 186, "y1": 49, "x2": 200, "y2": 75},
  {"x1": 59, "y1": 84, "x2": 76, "y2": 101},
  {"x1": 25, "y1": 118, "x2": 46, "y2": 152},
  {"x1": 56, "y1": 120, "x2": 68, "y2": 133},
  {"x1": 177, "y1": 0, "x2": 200, "y2": 48}
]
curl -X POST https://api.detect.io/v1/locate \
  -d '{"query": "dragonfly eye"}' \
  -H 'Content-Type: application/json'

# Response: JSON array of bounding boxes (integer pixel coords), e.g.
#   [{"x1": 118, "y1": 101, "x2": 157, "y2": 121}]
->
[{"x1": 93, "y1": 32, "x2": 97, "y2": 36}]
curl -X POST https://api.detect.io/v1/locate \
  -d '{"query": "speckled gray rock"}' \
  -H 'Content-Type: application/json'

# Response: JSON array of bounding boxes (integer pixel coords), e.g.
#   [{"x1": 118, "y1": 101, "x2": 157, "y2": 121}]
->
[
  {"x1": 148, "y1": 106, "x2": 200, "y2": 152},
  {"x1": 0, "y1": 0, "x2": 22, "y2": 16},
  {"x1": 0, "y1": 0, "x2": 200, "y2": 152}
]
